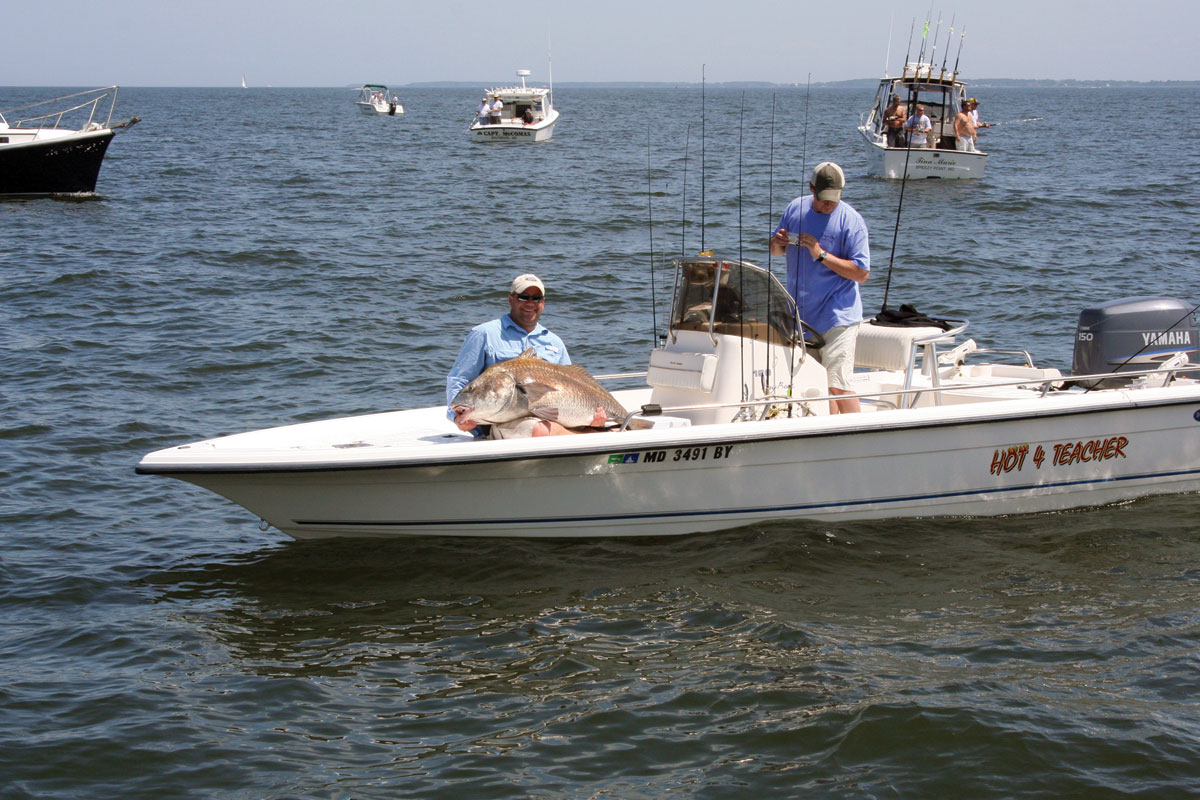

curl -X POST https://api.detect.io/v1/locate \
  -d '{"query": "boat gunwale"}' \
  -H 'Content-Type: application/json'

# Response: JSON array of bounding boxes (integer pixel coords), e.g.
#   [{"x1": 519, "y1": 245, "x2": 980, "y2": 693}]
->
[{"x1": 134, "y1": 386, "x2": 1200, "y2": 476}]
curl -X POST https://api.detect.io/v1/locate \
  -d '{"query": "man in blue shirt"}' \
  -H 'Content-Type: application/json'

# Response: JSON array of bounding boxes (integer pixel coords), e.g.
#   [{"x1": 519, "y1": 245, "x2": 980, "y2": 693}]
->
[
  {"x1": 447, "y1": 273, "x2": 602, "y2": 437},
  {"x1": 769, "y1": 162, "x2": 870, "y2": 413}
]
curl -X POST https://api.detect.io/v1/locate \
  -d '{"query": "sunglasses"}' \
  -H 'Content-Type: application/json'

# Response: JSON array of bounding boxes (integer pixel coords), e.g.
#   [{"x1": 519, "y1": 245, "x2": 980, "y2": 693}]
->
[{"x1": 515, "y1": 292, "x2": 545, "y2": 302}]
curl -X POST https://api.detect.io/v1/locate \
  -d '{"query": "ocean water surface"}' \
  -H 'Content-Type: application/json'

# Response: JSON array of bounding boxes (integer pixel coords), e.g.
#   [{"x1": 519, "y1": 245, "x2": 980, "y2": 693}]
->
[{"x1": 3, "y1": 84, "x2": 1200, "y2": 798}]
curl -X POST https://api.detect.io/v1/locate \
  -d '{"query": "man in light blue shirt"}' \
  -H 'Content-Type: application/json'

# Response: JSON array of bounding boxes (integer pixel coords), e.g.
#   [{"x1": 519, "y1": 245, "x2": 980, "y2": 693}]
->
[
  {"x1": 447, "y1": 273, "x2": 571, "y2": 436},
  {"x1": 770, "y1": 161, "x2": 870, "y2": 413}
]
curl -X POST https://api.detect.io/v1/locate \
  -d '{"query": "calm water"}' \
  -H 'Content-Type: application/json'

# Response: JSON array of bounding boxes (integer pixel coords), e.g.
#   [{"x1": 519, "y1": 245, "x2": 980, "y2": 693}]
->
[{"x1": 4, "y1": 85, "x2": 1200, "y2": 798}]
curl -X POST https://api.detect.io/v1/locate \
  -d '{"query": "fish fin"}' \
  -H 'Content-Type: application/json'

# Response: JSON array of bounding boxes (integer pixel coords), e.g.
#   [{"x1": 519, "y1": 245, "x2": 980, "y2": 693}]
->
[
  {"x1": 517, "y1": 347, "x2": 540, "y2": 360},
  {"x1": 530, "y1": 406, "x2": 560, "y2": 421},
  {"x1": 516, "y1": 379, "x2": 556, "y2": 402}
]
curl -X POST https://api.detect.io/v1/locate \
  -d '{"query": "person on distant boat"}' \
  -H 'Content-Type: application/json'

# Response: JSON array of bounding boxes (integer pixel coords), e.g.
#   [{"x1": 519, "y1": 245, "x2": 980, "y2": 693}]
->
[
  {"x1": 522, "y1": 107, "x2": 534, "y2": 125},
  {"x1": 966, "y1": 97, "x2": 989, "y2": 129},
  {"x1": 904, "y1": 104, "x2": 933, "y2": 148},
  {"x1": 884, "y1": 96, "x2": 907, "y2": 147},
  {"x1": 489, "y1": 96, "x2": 504, "y2": 125},
  {"x1": 477, "y1": 97, "x2": 491, "y2": 125},
  {"x1": 446, "y1": 273, "x2": 607, "y2": 438},
  {"x1": 769, "y1": 161, "x2": 871, "y2": 414},
  {"x1": 954, "y1": 102, "x2": 978, "y2": 152}
]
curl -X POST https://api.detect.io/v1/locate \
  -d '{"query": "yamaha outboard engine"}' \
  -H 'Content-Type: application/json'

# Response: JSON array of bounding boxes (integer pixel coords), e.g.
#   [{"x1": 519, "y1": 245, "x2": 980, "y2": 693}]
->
[{"x1": 1072, "y1": 297, "x2": 1198, "y2": 388}]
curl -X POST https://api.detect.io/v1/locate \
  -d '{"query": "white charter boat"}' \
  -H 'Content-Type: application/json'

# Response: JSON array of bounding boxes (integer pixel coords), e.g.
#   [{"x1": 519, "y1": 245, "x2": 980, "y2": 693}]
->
[
  {"x1": 355, "y1": 84, "x2": 403, "y2": 116},
  {"x1": 858, "y1": 60, "x2": 986, "y2": 180},
  {"x1": 138, "y1": 255, "x2": 1200, "y2": 539},
  {"x1": 0, "y1": 86, "x2": 138, "y2": 196},
  {"x1": 470, "y1": 69, "x2": 558, "y2": 142}
]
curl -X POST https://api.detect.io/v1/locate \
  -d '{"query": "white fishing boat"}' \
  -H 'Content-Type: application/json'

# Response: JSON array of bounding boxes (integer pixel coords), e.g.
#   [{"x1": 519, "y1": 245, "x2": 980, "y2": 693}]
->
[
  {"x1": 137, "y1": 255, "x2": 1200, "y2": 539},
  {"x1": 0, "y1": 86, "x2": 138, "y2": 196},
  {"x1": 355, "y1": 84, "x2": 403, "y2": 116},
  {"x1": 470, "y1": 69, "x2": 558, "y2": 142},
  {"x1": 858, "y1": 60, "x2": 986, "y2": 180}
]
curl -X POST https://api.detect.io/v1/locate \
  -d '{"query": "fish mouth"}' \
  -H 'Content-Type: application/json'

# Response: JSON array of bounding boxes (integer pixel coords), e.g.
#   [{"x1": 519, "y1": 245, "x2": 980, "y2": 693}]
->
[{"x1": 452, "y1": 405, "x2": 473, "y2": 418}]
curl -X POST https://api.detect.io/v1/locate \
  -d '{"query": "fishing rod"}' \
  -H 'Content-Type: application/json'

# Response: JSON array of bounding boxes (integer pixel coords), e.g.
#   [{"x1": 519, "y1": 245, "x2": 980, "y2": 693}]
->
[
  {"x1": 988, "y1": 117, "x2": 1044, "y2": 126},
  {"x1": 767, "y1": 94, "x2": 776, "y2": 274},
  {"x1": 681, "y1": 124, "x2": 690, "y2": 258},
  {"x1": 647, "y1": 126, "x2": 658, "y2": 347},
  {"x1": 801, "y1": 73, "x2": 811, "y2": 186},
  {"x1": 928, "y1": 11, "x2": 943, "y2": 74},
  {"x1": 737, "y1": 92, "x2": 748, "y2": 398},
  {"x1": 915, "y1": 5, "x2": 933, "y2": 68},
  {"x1": 881, "y1": 115, "x2": 918, "y2": 312},
  {"x1": 902, "y1": 18, "x2": 915, "y2": 77},
  {"x1": 701, "y1": 64, "x2": 706, "y2": 253},
  {"x1": 766, "y1": 91, "x2": 787, "y2": 407},
  {"x1": 951, "y1": 27, "x2": 966, "y2": 79},
  {"x1": 884, "y1": 12, "x2": 895, "y2": 76},
  {"x1": 939, "y1": 15, "x2": 956, "y2": 78}
]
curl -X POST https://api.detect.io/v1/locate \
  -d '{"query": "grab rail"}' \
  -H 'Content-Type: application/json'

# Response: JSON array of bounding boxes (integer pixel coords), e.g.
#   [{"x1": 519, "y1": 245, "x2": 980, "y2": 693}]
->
[
  {"x1": 0, "y1": 86, "x2": 119, "y2": 132},
  {"x1": 618, "y1": 363, "x2": 1197, "y2": 431}
]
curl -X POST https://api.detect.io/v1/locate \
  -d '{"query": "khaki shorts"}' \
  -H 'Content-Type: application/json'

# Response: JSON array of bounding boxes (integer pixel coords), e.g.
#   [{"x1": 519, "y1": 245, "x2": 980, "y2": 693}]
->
[{"x1": 814, "y1": 323, "x2": 859, "y2": 390}]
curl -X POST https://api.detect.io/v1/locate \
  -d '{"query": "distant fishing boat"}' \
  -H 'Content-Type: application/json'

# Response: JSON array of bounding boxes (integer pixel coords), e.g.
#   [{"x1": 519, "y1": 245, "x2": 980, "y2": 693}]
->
[
  {"x1": 470, "y1": 69, "x2": 558, "y2": 142},
  {"x1": 355, "y1": 84, "x2": 403, "y2": 116},
  {"x1": 0, "y1": 86, "x2": 139, "y2": 196},
  {"x1": 858, "y1": 22, "x2": 986, "y2": 179}
]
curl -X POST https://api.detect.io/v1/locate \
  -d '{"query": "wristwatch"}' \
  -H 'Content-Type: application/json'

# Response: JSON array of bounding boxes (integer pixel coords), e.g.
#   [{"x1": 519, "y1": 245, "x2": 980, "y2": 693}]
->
[{"x1": 816, "y1": 250, "x2": 827, "y2": 262}]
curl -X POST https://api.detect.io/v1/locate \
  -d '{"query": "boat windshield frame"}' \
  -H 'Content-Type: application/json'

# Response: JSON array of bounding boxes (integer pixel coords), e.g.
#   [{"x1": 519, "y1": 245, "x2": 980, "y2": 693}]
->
[{"x1": 668, "y1": 255, "x2": 800, "y2": 346}]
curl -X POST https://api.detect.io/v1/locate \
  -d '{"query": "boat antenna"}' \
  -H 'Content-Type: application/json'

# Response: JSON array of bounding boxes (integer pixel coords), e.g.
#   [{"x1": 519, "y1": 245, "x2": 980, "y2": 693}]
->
[
  {"x1": 547, "y1": 35, "x2": 554, "y2": 107},
  {"x1": 647, "y1": 126, "x2": 658, "y2": 347},
  {"x1": 701, "y1": 64, "x2": 706, "y2": 253},
  {"x1": 939, "y1": 15, "x2": 956, "y2": 78}
]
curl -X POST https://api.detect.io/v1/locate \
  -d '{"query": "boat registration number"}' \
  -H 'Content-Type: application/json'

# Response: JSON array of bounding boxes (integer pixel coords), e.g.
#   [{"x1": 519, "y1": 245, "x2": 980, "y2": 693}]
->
[{"x1": 608, "y1": 445, "x2": 735, "y2": 465}]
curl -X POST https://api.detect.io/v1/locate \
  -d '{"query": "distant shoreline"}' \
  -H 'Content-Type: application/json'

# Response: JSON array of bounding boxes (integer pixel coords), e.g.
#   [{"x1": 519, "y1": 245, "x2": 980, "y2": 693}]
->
[{"x1": 405, "y1": 79, "x2": 1200, "y2": 90}]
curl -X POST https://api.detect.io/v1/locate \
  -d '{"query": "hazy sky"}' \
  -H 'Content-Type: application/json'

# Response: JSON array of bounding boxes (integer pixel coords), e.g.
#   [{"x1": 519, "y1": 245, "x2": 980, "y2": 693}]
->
[{"x1": 7, "y1": 0, "x2": 1197, "y2": 87}]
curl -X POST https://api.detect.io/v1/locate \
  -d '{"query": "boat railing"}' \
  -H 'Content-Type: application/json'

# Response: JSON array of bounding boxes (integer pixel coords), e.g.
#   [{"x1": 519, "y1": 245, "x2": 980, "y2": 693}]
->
[
  {"x1": 618, "y1": 363, "x2": 1197, "y2": 431},
  {"x1": 0, "y1": 86, "x2": 119, "y2": 132}
]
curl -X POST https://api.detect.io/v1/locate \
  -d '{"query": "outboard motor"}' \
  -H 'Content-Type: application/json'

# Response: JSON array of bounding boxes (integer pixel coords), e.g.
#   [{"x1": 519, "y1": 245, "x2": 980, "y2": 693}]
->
[{"x1": 1072, "y1": 297, "x2": 1198, "y2": 388}]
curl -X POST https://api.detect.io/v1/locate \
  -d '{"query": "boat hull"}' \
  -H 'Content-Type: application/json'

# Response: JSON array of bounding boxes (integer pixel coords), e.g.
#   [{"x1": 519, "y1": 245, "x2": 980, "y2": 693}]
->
[
  {"x1": 471, "y1": 114, "x2": 557, "y2": 142},
  {"x1": 0, "y1": 128, "x2": 114, "y2": 195},
  {"x1": 859, "y1": 126, "x2": 986, "y2": 180},
  {"x1": 356, "y1": 102, "x2": 403, "y2": 115},
  {"x1": 138, "y1": 390, "x2": 1200, "y2": 539}
]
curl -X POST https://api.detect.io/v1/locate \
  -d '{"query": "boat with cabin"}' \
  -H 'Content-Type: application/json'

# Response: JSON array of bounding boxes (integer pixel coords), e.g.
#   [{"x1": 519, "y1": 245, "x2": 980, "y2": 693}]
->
[
  {"x1": 0, "y1": 86, "x2": 138, "y2": 196},
  {"x1": 137, "y1": 254, "x2": 1200, "y2": 539},
  {"x1": 470, "y1": 69, "x2": 558, "y2": 142},
  {"x1": 355, "y1": 85, "x2": 403, "y2": 116},
  {"x1": 858, "y1": 59, "x2": 986, "y2": 180}
]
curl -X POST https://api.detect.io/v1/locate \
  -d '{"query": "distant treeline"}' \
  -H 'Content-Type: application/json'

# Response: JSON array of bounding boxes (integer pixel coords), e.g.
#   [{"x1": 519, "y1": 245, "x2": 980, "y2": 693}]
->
[{"x1": 405, "y1": 79, "x2": 1200, "y2": 89}]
